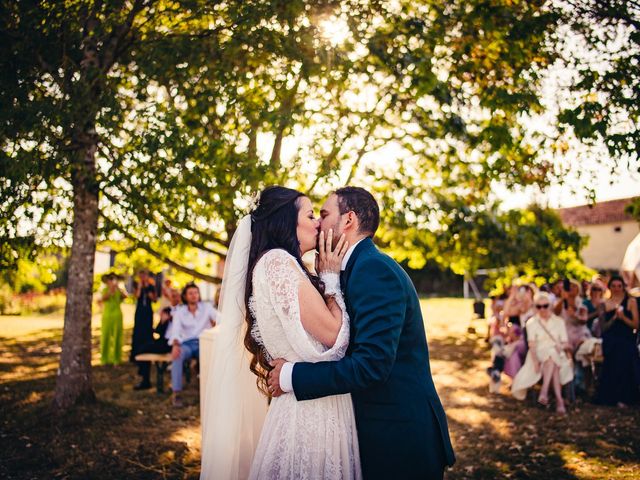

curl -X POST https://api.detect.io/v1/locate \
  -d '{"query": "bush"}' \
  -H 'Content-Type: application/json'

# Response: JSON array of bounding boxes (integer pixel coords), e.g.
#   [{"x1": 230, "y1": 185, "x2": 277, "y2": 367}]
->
[
  {"x1": 0, "y1": 284, "x2": 16, "y2": 315},
  {"x1": 13, "y1": 290, "x2": 67, "y2": 316}
]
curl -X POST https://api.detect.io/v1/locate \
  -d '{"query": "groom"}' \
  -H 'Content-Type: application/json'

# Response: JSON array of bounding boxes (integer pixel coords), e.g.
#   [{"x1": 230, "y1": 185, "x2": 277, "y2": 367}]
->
[{"x1": 268, "y1": 186, "x2": 455, "y2": 479}]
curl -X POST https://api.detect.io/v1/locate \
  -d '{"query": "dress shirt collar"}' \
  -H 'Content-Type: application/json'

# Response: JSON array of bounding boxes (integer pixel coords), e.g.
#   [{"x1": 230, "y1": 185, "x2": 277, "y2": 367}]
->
[{"x1": 341, "y1": 238, "x2": 365, "y2": 271}]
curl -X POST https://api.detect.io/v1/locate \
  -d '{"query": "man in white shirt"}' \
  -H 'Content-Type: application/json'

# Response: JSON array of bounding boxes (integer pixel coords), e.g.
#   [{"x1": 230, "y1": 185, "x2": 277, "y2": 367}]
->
[{"x1": 168, "y1": 283, "x2": 218, "y2": 406}]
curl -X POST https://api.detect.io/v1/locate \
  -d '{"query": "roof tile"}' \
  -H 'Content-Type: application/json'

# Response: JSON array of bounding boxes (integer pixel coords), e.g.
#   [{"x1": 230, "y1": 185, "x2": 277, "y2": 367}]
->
[{"x1": 557, "y1": 197, "x2": 638, "y2": 227}]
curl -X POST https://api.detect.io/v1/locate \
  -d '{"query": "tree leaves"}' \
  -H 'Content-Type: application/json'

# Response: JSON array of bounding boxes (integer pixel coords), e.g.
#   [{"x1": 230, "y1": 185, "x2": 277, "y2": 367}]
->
[{"x1": 1, "y1": 0, "x2": 630, "y2": 277}]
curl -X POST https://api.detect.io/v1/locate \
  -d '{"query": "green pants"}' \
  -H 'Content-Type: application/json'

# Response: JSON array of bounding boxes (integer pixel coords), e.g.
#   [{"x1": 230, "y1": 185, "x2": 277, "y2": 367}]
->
[{"x1": 100, "y1": 306, "x2": 123, "y2": 365}]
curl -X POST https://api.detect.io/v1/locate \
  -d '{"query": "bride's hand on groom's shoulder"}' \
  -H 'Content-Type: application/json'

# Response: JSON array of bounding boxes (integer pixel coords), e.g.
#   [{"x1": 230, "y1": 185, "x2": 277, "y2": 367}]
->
[
  {"x1": 317, "y1": 229, "x2": 348, "y2": 274},
  {"x1": 267, "y1": 358, "x2": 286, "y2": 397}
]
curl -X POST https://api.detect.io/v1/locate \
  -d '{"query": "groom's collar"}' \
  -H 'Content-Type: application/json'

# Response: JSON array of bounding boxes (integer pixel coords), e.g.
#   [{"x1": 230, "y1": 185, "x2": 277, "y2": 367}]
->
[
  {"x1": 341, "y1": 236, "x2": 375, "y2": 274},
  {"x1": 341, "y1": 238, "x2": 365, "y2": 271}
]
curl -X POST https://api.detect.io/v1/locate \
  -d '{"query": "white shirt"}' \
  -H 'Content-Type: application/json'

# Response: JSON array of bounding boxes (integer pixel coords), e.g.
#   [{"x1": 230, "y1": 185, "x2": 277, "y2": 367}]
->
[
  {"x1": 340, "y1": 238, "x2": 364, "y2": 271},
  {"x1": 280, "y1": 238, "x2": 366, "y2": 392},
  {"x1": 168, "y1": 301, "x2": 218, "y2": 345}
]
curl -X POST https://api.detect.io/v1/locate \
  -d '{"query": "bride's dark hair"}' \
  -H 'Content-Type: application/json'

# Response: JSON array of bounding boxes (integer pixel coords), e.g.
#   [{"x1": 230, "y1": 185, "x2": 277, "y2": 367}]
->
[{"x1": 244, "y1": 185, "x2": 324, "y2": 395}]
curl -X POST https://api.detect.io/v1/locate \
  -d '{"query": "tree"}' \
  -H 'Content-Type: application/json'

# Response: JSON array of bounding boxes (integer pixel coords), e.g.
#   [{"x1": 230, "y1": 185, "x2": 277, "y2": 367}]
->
[
  {"x1": 626, "y1": 196, "x2": 640, "y2": 222},
  {"x1": 2, "y1": 0, "x2": 624, "y2": 410},
  {"x1": 2, "y1": 0, "x2": 387, "y2": 410}
]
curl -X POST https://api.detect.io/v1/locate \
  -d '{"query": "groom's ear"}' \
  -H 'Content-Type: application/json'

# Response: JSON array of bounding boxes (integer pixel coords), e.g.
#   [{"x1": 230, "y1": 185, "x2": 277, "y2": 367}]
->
[{"x1": 344, "y1": 211, "x2": 358, "y2": 231}]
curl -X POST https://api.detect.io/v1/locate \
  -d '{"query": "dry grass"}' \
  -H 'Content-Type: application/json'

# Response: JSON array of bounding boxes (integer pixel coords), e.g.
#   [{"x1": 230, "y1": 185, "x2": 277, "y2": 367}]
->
[{"x1": 0, "y1": 298, "x2": 638, "y2": 479}]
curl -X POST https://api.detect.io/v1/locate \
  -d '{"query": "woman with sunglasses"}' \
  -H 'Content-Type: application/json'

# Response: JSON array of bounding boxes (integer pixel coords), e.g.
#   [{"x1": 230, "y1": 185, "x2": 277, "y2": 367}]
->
[
  {"x1": 594, "y1": 276, "x2": 640, "y2": 407},
  {"x1": 511, "y1": 292, "x2": 573, "y2": 414}
]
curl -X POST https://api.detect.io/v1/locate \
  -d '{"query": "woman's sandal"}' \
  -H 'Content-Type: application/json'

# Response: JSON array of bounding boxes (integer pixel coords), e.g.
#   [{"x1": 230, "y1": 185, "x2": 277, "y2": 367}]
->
[
  {"x1": 537, "y1": 396, "x2": 550, "y2": 407},
  {"x1": 555, "y1": 404, "x2": 567, "y2": 416}
]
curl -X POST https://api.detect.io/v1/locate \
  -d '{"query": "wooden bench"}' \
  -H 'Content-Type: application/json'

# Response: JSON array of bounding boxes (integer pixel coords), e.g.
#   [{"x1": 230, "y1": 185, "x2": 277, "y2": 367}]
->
[
  {"x1": 134, "y1": 353, "x2": 172, "y2": 393},
  {"x1": 134, "y1": 353, "x2": 197, "y2": 393}
]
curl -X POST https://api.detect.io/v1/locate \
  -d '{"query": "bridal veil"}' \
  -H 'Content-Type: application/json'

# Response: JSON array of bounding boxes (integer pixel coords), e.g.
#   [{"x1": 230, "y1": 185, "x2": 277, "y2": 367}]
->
[{"x1": 200, "y1": 215, "x2": 268, "y2": 479}]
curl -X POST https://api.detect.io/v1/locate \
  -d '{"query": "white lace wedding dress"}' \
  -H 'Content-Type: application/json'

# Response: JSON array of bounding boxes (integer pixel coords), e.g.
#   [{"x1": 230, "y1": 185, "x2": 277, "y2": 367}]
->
[{"x1": 247, "y1": 249, "x2": 361, "y2": 480}]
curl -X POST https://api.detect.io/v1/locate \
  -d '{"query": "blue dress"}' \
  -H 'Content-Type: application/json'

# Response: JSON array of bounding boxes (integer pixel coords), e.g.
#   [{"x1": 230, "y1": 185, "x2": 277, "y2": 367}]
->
[{"x1": 594, "y1": 296, "x2": 640, "y2": 405}]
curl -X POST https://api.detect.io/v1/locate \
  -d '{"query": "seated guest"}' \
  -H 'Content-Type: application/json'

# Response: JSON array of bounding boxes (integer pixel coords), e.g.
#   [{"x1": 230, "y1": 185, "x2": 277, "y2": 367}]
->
[
  {"x1": 501, "y1": 285, "x2": 536, "y2": 379},
  {"x1": 486, "y1": 291, "x2": 507, "y2": 342},
  {"x1": 168, "y1": 282, "x2": 218, "y2": 407},
  {"x1": 549, "y1": 279, "x2": 564, "y2": 311},
  {"x1": 563, "y1": 301, "x2": 592, "y2": 395},
  {"x1": 594, "y1": 276, "x2": 640, "y2": 407},
  {"x1": 162, "y1": 288, "x2": 183, "y2": 344},
  {"x1": 563, "y1": 299, "x2": 591, "y2": 353},
  {"x1": 512, "y1": 292, "x2": 573, "y2": 415},
  {"x1": 140, "y1": 307, "x2": 175, "y2": 354},
  {"x1": 135, "y1": 288, "x2": 183, "y2": 388},
  {"x1": 487, "y1": 316, "x2": 523, "y2": 393},
  {"x1": 554, "y1": 279, "x2": 583, "y2": 317}
]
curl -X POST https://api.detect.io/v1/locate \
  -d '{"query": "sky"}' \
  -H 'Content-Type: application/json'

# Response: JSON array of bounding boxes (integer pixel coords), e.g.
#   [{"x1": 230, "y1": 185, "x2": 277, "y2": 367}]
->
[{"x1": 498, "y1": 163, "x2": 640, "y2": 210}]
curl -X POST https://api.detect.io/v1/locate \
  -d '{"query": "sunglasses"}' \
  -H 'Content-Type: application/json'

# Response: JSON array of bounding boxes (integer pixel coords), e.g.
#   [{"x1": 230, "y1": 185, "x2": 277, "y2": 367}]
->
[
  {"x1": 535, "y1": 304, "x2": 550, "y2": 309},
  {"x1": 591, "y1": 287, "x2": 603, "y2": 292}
]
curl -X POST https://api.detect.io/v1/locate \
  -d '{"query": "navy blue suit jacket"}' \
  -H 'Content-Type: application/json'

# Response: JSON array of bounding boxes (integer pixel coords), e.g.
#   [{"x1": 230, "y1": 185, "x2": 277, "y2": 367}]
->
[{"x1": 292, "y1": 238, "x2": 455, "y2": 479}]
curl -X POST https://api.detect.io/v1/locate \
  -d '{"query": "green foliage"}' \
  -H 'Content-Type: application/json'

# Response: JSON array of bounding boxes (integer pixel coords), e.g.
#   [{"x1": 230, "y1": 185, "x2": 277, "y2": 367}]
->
[
  {"x1": 625, "y1": 197, "x2": 640, "y2": 222},
  {"x1": 555, "y1": 0, "x2": 640, "y2": 168},
  {"x1": 379, "y1": 202, "x2": 594, "y2": 287},
  {"x1": 1, "y1": 254, "x2": 64, "y2": 294},
  {"x1": 1, "y1": 0, "x2": 622, "y2": 284}
]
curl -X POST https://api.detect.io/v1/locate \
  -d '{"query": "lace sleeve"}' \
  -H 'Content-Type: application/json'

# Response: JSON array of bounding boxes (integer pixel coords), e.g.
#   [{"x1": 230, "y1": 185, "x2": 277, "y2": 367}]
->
[
  {"x1": 262, "y1": 250, "x2": 350, "y2": 362},
  {"x1": 319, "y1": 272, "x2": 348, "y2": 325}
]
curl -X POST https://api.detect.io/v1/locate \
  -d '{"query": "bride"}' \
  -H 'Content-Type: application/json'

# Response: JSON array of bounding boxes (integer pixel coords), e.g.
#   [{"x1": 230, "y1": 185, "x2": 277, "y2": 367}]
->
[{"x1": 201, "y1": 186, "x2": 361, "y2": 479}]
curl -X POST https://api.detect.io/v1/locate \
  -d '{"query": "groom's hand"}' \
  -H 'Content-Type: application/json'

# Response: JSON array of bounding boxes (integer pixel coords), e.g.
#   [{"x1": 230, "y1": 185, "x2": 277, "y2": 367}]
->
[{"x1": 268, "y1": 358, "x2": 286, "y2": 397}]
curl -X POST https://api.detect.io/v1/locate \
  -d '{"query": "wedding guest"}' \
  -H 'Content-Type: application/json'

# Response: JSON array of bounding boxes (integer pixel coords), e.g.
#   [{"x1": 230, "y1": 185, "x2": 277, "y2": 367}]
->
[
  {"x1": 502, "y1": 284, "x2": 536, "y2": 379},
  {"x1": 168, "y1": 283, "x2": 218, "y2": 407},
  {"x1": 553, "y1": 279, "x2": 581, "y2": 316},
  {"x1": 549, "y1": 279, "x2": 564, "y2": 310},
  {"x1": 99, "y1": 273, "x2": 127, "y2": 365},
  {"x1": 487, "y1": 290, "x2": 508, "y2": 342},
  {"x1": 158, "y1": 278, "x2": 174, "y2": 312},
  {"x1": 594, "y1": 276, "x2": 640, "y2": 407},
  {"x1": 487, "y1": 315, "x2": 523, "y2": 393},
  {"x1": 512, "y1": 292, "x2": 573, "y2": 415},
  {"x1": 135, "y1": 288, "x2": 183, "y2": 386},
  {"x1": 584, "y1": 279, "x2": 606, "y2": 333},
  {"x1": 163, "y1": 288, "x2": 183, "y2": 342},
  {"x1": 131, "y1": 269, "x2": 157, "y2": 390},
  {"x1": 503, "y1": 284, "x2": 535, "y2": 327},
  {"x1": 562, "y1": 290, "x2": 590, "y2": 353},
  {"x1": 564, "y1": 301, "x2": 592, "y2": 395}
]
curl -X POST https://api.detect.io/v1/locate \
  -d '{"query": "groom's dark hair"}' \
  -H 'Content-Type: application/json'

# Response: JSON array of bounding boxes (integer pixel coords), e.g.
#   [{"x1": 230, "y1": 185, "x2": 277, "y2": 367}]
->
[{"x1": 335, "y1": 187, "x2": 380, "y2": 237}]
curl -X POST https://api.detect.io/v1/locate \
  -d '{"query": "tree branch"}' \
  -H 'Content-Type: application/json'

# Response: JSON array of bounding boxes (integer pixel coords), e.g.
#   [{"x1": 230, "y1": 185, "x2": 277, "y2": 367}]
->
[
  {"x1": 103, "y1": 215, "x2": 222, "y2": 284},
  {"x1": 101, "y1": 188, "x2": 229, "y2": 255},
  {"x1": 270, "y1": 76, "x2": 302, "y2": 169}
]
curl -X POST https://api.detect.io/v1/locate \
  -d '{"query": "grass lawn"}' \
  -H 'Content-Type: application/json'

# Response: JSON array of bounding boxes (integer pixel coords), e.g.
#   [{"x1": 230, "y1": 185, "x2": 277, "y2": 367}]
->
[{"x1": 1, "y1": 298, "x2": 639, "y2": 479}]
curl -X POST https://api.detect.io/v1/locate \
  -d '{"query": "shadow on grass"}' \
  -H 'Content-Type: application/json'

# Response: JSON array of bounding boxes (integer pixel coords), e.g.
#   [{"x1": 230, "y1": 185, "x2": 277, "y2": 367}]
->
[
  {"x1": 0, "y1": 326, "x2": 202, "y2": 479},
  {"x1": 428, "y1": 335, "x2": 640, "y2": 480},
  {"x1": 2, "y1": 319, "x2": 639, "y2": 479}
]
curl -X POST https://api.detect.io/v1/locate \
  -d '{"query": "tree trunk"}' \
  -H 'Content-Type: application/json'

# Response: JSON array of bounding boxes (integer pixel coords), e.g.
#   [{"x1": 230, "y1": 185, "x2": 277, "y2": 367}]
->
[{"x1": 53, "y1": 139, "x2": 100, "y2": 411}]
